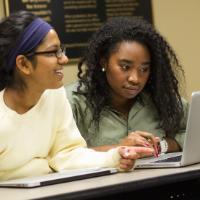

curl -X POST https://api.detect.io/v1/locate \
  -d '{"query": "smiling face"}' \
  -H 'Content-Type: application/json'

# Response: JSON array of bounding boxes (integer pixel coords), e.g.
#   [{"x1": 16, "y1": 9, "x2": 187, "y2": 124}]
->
[
  {"x1": 25, "y1": 29, "x2": 68, "y2": 91},
  {"x1": 105, "y1": 41, "x2": 151, "y2": 105}
]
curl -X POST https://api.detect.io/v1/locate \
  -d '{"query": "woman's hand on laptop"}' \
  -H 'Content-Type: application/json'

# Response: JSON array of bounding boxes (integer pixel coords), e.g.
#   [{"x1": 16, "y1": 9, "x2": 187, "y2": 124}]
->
[
  {"x1": 119, "y1": 131, "x2": 160, "y2": 157},
  {"x1": 118, "y1": 146, "x2": 155, "y2": 170}
]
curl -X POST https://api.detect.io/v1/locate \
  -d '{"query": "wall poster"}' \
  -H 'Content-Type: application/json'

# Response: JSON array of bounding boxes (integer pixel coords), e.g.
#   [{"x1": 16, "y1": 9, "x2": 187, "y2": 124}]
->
[{"x1": 4, "y1": 0, "x2": 153, "y2": 61}]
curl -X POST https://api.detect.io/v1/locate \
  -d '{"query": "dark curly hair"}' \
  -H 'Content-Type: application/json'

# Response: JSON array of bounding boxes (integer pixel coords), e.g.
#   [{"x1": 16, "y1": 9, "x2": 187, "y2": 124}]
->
[
  {"x1": 0, "y1": 10, "x2": 37, "y2": 91},
  {"x1": 77, "y1": 17, "x2": 185, "y2": 136}
]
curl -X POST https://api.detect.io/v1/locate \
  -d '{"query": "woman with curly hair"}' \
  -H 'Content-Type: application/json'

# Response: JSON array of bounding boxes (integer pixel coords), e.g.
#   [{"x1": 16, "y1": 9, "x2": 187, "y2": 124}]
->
[{"x1": 65, "y1": 17, "x2": 188, "y2": 155}]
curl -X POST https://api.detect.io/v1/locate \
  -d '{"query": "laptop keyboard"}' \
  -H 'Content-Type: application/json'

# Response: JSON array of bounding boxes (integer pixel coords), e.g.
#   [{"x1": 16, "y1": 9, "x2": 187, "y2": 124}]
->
[{"x1": 154, "y1": 155, "x2": 182, "y2": 163}]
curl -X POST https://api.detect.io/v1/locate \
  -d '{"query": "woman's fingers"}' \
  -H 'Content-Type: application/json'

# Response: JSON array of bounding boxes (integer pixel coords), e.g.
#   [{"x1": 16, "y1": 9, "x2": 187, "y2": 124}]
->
[
  {"x1": 135, "y1": 137, "x2": 152, "y2": 147},
  {"x1": 119, "y1": 146, "x2": 154, "y2": 159},
  {"x1": 119, "y1": 158, "x2": 136, "y2": 170},
  {"x1": 120, "y1": 132, "x2": 153, "y2": 147},
  {"x1": 118, "y1": 146, "x2": 155, "y2": 170},
  {"x1": 120, "y1": 131, "x2": 161, "y2": 156},
  {"x1": 130, "y1": 131, "x2": 160, "y2": 156}
]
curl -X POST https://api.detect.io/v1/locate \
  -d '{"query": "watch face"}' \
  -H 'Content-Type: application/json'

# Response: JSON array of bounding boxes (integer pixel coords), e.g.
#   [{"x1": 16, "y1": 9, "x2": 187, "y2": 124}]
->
[{"x1": 160, "y1": 139, "x2": 168, "y2": 153}]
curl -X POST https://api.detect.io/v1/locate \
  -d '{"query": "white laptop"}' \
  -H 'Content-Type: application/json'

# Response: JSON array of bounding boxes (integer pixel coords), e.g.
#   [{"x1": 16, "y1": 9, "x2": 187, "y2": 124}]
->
[
  {"x1": 136, "y1": 91, "x2": 200, "y2": 168},
  {"x1": 0, "y1": 167, "x2": 117, "y2": 188}
]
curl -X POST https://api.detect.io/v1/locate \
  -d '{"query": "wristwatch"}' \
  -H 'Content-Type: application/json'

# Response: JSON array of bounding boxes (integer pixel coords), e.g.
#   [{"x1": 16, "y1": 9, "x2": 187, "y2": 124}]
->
[{"x1": 160, "y1": 138, "x2": 168, "y2": 154}]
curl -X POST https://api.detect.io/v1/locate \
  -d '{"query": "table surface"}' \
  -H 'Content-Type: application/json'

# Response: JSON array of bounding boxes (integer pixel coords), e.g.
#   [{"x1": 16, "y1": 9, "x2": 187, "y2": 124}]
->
[{"x1": 1, "y1": 163, "x2": 200, "y2": 200}]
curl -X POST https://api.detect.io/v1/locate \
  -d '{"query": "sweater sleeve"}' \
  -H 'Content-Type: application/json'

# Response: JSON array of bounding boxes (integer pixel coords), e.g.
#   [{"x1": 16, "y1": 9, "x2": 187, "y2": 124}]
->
[{"x1": 48, "y1": 88, "x2": 121, "y2": 171}]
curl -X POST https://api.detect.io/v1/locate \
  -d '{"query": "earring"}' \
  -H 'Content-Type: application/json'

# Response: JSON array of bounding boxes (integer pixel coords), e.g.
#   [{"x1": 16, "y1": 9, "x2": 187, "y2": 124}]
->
[{"x1": 102, "y1": 67, "x2": 105, "y2": 72}]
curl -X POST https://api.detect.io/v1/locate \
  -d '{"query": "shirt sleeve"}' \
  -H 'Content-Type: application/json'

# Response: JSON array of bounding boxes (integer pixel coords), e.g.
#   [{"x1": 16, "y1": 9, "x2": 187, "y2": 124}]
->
[{"x1": 48, "y1": 87, "x2": 121, "y2": 171}]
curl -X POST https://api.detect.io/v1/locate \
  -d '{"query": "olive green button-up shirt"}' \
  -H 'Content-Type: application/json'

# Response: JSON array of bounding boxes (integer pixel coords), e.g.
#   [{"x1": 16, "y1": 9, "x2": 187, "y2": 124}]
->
[{"x1": 65, "y1": 82, "x2": 188, "y2": 149}]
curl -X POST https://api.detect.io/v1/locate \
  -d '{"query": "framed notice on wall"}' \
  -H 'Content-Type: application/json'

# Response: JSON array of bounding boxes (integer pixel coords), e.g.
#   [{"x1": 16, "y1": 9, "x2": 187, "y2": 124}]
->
[{"x1": 4, "y1": 0, "x2": 152, "y2": 61}]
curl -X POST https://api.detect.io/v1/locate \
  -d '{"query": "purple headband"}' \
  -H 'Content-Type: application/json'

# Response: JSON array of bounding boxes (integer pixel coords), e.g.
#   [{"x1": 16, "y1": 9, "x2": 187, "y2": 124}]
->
[{"x1": 7, "y1": 18, "x2": 53, "y2": 72}]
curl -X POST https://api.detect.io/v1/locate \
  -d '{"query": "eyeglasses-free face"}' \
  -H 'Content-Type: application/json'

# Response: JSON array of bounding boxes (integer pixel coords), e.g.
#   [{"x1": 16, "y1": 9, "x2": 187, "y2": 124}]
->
[{"x1": 25, "y1": 45, "x2": 66, "y2": 58}]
